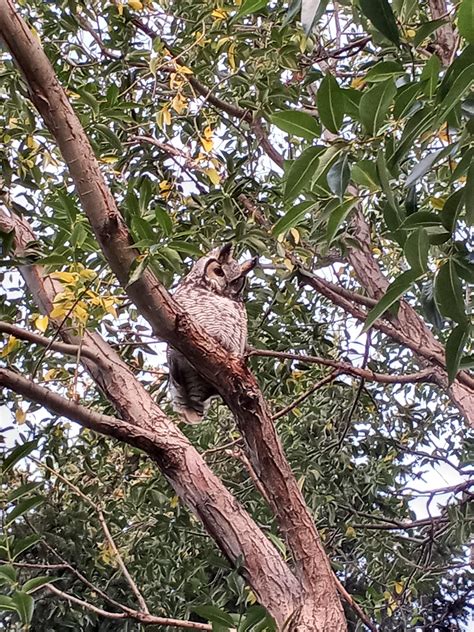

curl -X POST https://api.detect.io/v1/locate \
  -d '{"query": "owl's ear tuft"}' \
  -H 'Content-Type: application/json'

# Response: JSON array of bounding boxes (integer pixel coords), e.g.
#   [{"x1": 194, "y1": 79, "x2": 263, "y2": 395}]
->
[{"x1": 217, "y1": 242, "x2": 233, "y2": 262}]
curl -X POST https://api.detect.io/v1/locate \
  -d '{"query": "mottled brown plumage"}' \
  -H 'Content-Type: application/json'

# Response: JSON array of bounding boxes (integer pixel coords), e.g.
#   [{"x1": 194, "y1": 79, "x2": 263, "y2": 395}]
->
[{"x1": 167, "y1": 243, "x2": 257, "y2": 424}]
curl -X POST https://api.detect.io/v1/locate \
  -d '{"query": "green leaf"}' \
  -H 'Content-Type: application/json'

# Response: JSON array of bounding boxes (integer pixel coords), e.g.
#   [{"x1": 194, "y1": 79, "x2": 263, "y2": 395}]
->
[
  {"x1": 272, "y1": 201, "x2": 316, "y2": 236},
  {"x1": 0, "y1": 595, "x2": 16, "y2": 612},
  {"x1": 405, "y1": 149, "x2": 444, "y2": 188},
  {"x1": 359, "y1": 79, "x2": 396, "y2": 135},
  {"x1": 311, "y1": 144, "x2": 345, "y2": 184},
  {"x1": 11, "y1": 591, "x2": 34, "y2": 626},
  {"x1": 327, "y1": 155, "x2": 350, "y2": 199},
  {"x1": 22, "y1": 576, "x2": 55, "y2": 594},
  {"x1": 413, "y1": 17, "x2": 449, "y2": 47},
  {"x1": 388, "y1": 107, "x2": 435, "y2": 167},
  {"x1": 8, "y1": 482, "x2": 41, "y2": 503},
  {"x1": 441, "y1": 189, "x2": 465, "y2": 232},
  {"x1": 365, "y1": 61, "x2": 405, "y2": 82},
  {"x1": 393, "y1": 83, "x2": 421, "y2": 119},
  {"x1": 446, "y1": 324, "x2": 470, "y2": 384},
  {"x1": 0, "y1": 565, "x2": 17, "y2": 585},
  {"x1": 2, "y1": 440, "x2": 37, "y2": 474},
  {"x1": 127, "y1": 254, "x2": 150, "y2": 287},
  {"x1": 301, "y1": 0, "x2": 326, "y2": 35},
  {"x1": 351, "y1": 159, "x2": 380, "y2": 191},
  {"x1": 458, "y1": 0, "x2": 474, "y2": 44},
  {"x1": 95, "y1": 123, "x2": 123, "y2": 152},
  {"x1": 419, "y1": 55, "x2": 441, "y2": 98},
  {"x1": 317, "y1": 74, "x2": 345, "y2": 133},
  {"x1": 70, "y1": 222, "x2": 87, "y2": 248},
  {"x1": 326, "y1": 198, "x2": 358, "y2": 243},
  {"x1": 284, "y1": 146, "x2": 325, "y2": 200},
  {"x1": 193, "y1": 605, "x2": 234, "y2": 627},
  {"x1": 376, "y1": 150, "x2": 401, "y2": 217},
  {"x1": 363, "y1": 269, "x2": 421, "y2": 331},
  {"x1": 6, "y1": 496, "x2": 44, "y2": 527},
  {"x1": 402, "y1": 211, "x2": 442, "y2": 228},
  {"x1": 465, "y1": 161, "x2": 474, "y2": 225},
  {"x1": 237, "y1": 0, "x2": 267, "y2": 17},
  {"x1": 404, "y1": 228, "x2": 429, "y2": 273},
  {"x1": 435, "y1": 260, "x2": 467, "y2": 323},
  {"x1": 359, "y1": 0, "x2": 400, "y2": 45},
  {"x1": 405, "y1": 186, "x2": 418, "y2": 216},
  {"x1": 155, "y1": 207, "x2": 173, "y2": 235},
  {"x1": 271, "y1": 110, "x2": 320, "y2": 140},
  {"x1": 435, "y1": 62, "x2": 474, "y2": 125},
  {"x1": 12, "y1": 534, "x2": 42, "y2": 560}
]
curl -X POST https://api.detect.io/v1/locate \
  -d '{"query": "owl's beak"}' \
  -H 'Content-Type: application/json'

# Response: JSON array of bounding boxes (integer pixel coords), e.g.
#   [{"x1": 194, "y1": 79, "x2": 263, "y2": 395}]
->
[
  {"x1": 217, "y1": 242, "x2": 233, "y2": 262},
  {"x1": 240, "y1": 256, "x2": 258, "y2": 276}
]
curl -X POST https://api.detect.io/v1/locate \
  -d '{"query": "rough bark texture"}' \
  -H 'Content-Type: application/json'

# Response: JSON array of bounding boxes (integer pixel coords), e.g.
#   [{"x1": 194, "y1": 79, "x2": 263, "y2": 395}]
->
[
  {"x1": 348, "y1": 209, "x2": 474, "y2": 425},
  {"x1": 0, "y1": 2, "x2": 346, "y2": 628},
  {"x1": 428, "y1": 0, "x2": 458, "y2": 66},
  {"x1": 0, "y1": 208, "x2": 302, "y2": 628}
]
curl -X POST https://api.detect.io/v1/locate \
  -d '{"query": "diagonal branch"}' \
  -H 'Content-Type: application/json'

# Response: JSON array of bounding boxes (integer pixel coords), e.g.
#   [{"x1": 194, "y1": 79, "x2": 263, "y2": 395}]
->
[
  {"x1": 0, "y1": 5, "x2": 345, "y2": 623},
  {"x1": 0, "y1": 208, "x2": 300, "y2": 627}
]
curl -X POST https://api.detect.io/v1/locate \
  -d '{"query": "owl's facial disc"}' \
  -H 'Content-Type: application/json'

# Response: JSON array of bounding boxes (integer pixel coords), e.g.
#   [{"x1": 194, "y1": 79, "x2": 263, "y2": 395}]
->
[{"x1": 204, "y1": 259, "x2": 227, "y2": 291}]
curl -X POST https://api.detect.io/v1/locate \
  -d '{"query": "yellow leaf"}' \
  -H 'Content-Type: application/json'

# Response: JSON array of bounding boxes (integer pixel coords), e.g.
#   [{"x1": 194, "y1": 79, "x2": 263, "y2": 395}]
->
[
  {"x1": 1, "y1": 335, "x2": 20, "y2": 358},
  {"x1": 201, "y1": 137, "x2": 213, "y2": 153},
  {"x1": 394, "y1": 581, "x2": 404, "y2": 595},
  {"x1": 246, "y1": 589, "x2": 257, "y2": 605},
  {"x1": 430, "y1": 196, "x2": 445, "y2": 209},
  {"x1": 128, "y1": 0, "x2": 143, "y2": 10},
  {"x1": 345, "y1": 525, "x2": 357, "y2": 539},
  {"x1": 100, "y1": 155, "x2": 118, "y2": 164},
  {"x1": 15, "y1": 406, "x2": 26, "y2": 425},
  {"x1": 171, "y1": 92, "x2": 187, "y2": 114},
  {"x1": 43, "y1": 368, "x2": 58, "y2": 382},
  {"x1": 169, "y1": 495, "x2": 179, "y2": 508},
  {"x1": 73, "y1": 303, "x2": 89, "y2": 324},
  {"x1": 372, "y1": 247, "x2": 381, "y2": 255},
  {"x1": 176, "y1": 64, "x2": 193, "y2": 75},
  {"x1": 406, "y1": 28, "x2": 416, "y2": 38},
  {"x1": 284, "y1": 258, "x2": 294, "y2": 271},
  {"x1": 204, "y1": 167, "x2": 221, "y2": 186},
  {"x1": 211, "y1": 8, "x2": 228, "y2": 20},
  {"x1": 50, "y1": 305, "x2": 68, "y2": 320},
  {"x1": 159, "y1": 180, "x2": 172, "y2": 191},
  {"x1": 117, "y1": 2, "x2": 124, "y2": 16},
  {"x1": 289, "y1": 227, "x2": 300, "y2": 244},
  {"x1": 26, "y1": 135, "x2": 39, "y2": 150},
  {"x1": 50, "y1": 271, "x2": 78, "y2": 284},
  {"x1": 156, "y1": 105, "x2": 171, "y2": 128},
  {"x1": 227, "y1": 42, "x2": 237, "y2": 71},
  {"x1": 34, "y1": 314, "x2": 49, "y2": 333},
  {"x1": 351, "y1": 77, "x2": 365, "y2": 90},
  {"x1": 79, "y1": 268, "x2": 96, "y2": 281}
]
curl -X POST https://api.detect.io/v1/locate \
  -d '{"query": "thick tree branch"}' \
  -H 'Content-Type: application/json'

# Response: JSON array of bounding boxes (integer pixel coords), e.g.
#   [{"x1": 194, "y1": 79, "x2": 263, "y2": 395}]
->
[
  {"x1": 0, "y1": 5, "x2": 346, "y2": 625},
  {"x1": 0, "y1": 208, "x2": 301, "y2": 627}
]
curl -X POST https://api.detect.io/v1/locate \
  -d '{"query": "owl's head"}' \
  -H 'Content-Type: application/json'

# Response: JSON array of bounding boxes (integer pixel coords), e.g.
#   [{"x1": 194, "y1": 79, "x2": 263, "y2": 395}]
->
[{"x1": 187, "y1": 243, "x2": 258, "y2": 299}]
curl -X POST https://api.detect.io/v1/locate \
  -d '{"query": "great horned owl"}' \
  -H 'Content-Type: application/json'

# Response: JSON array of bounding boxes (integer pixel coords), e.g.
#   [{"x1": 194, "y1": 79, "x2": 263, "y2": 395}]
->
[{"x1": 167, "y1": 243, "x2": 257, "y2": 424}]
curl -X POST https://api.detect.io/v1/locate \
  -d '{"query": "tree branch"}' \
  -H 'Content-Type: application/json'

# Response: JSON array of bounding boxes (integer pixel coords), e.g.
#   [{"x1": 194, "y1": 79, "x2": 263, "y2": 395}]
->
[
  {"x1": 46, "y1": 585, "x2": 214, "y2": 630},
  {"x1": 0, "y1": 5, "x2": 346, "y2": 624},
  {"x1": 249, "y1": 348, "x2": 436, "y2": 384}
]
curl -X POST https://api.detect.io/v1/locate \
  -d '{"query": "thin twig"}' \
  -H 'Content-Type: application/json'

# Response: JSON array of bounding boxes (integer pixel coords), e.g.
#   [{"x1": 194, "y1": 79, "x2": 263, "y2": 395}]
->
[
  {"x1": 46, "y1": 585, "x2": 214, "y2": 630},
  {"x1": 31, "y1": 457, "x2": 149, "y2": 614},
  {"x1": 272, "y1": 370, "x2": 340, "y2": 421}
]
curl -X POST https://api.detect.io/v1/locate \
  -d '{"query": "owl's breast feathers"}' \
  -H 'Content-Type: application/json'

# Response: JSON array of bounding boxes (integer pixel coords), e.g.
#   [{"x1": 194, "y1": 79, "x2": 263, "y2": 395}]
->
[{"x1": 173, "y1": 285, "x2": 247, "y2": 355}]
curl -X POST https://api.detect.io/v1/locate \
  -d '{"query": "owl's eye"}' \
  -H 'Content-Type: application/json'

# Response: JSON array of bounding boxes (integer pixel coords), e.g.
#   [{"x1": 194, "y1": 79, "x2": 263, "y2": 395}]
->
[{"x1": 213, "y1": 267, "x2": 224, "y2": 277}]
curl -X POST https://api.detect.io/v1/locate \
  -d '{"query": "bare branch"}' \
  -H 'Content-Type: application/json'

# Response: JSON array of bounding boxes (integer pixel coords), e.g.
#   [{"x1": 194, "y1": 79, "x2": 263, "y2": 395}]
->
[
  {"x1": 272, "y1": 371, "x2": 340, "y2": 421},
  {"x1": 46, "y1": 585, "x2": 214, "y2": 630},
  {"x1": 249, "y1": 348, "x2": 436, "y2": 385},
  {"x1": 0, "y1": 321, "x2": 104, "y2": 367},
  {"x1": 31, "y1": 458, "x2": 149, "y2": 614}
]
